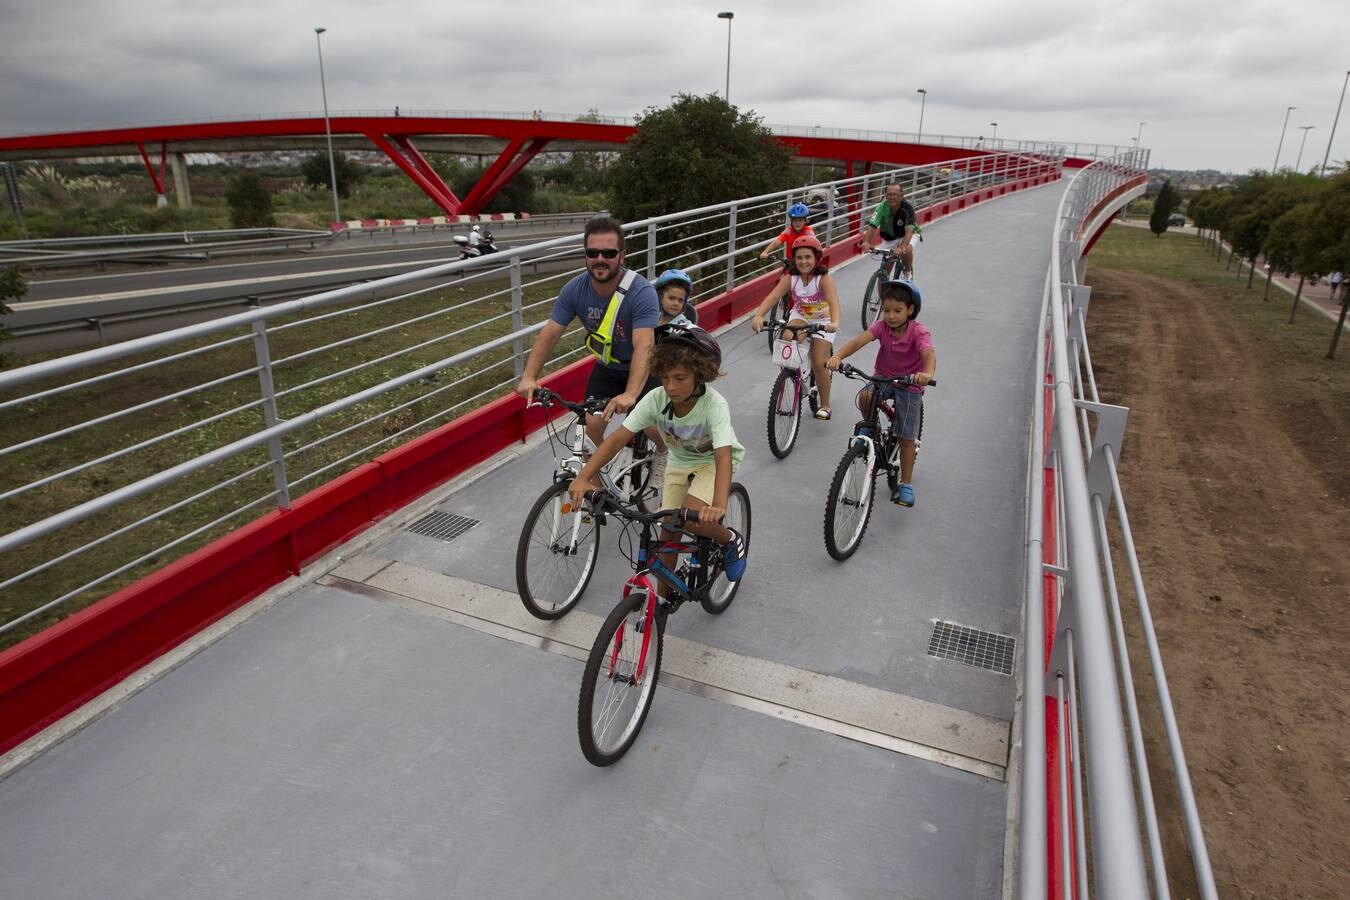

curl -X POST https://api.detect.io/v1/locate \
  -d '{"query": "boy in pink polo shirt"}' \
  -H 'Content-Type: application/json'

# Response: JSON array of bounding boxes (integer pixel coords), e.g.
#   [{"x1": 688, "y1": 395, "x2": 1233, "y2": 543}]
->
[{"x1": 826, "y1": 280, "x2": 935, "y2": 506}]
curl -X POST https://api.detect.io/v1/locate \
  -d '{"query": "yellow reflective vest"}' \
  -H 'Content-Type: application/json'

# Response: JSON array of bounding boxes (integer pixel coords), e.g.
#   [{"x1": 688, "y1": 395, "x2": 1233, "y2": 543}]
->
[{"x1": 584, "y1": 269, "x2": 639, "y2": 365}]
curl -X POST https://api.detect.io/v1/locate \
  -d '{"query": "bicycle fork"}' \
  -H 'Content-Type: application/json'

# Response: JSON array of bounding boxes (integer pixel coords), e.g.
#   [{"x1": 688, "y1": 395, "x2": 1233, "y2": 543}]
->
[{"x1": 611, "y1": 574, "x2": 659, "y2": 684}]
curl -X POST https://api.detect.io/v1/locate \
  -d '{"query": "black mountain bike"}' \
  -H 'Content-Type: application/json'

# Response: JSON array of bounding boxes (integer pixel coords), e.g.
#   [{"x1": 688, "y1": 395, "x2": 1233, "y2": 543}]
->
[
  {"x1": 577, "y1": 487, "x2": 751, "y2": 766},
  {"x1": 823, "y1": 365, "x2": 935, "y2": 560},
  {"x1": 860, "y1": 248, "x2": 914, "y2": 330}
]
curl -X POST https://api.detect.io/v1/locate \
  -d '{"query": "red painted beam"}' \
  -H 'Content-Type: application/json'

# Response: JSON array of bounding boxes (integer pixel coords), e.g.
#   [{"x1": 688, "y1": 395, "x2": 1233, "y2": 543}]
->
[
  {"x1": 457, "y1": 137, "x2": 551, "y2": 216},
  {"x1": 365, "y1": 132, "x2": 460, "y2": 215},
  {"x1": 394, "y1": 135, "x2": 461, "y2": 209},
  {"x1": 135, "y1": 141, "x2": 167, "y2": 198}
]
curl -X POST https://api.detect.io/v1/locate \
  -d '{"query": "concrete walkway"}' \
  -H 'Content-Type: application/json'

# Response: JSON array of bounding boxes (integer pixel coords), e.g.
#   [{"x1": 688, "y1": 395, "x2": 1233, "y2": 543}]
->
[{"x1": 0, "y1": 182, "x2": 1066, "y2": 899}]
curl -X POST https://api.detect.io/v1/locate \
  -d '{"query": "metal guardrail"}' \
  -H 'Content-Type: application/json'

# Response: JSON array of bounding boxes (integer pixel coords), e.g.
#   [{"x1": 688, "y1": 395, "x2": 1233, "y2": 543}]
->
[
  {"x1": 0, "y1": 214, "x2": 605, "y2": 276},
  {"x1": 0, "y1": 108, "x2": 1134, "y2": 160},
  {"x1": 1018, "y1": 152, "x2": 1216, "y2": 898},
  {"x1": 0, "y1": 148, "x2": 1061, "y2": 646}
]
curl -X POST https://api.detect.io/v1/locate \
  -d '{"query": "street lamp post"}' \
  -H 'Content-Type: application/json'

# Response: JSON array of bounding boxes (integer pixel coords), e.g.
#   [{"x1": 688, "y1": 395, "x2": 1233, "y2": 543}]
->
[
  {"x1": 1135, "y1": 121, "x2": 1147, "y2": 147},
  {"x1": 990, "y1": 122, "x2": 998, "y2": 142},
  {"x1": 314, "y1": 27, "x2": 341, "y2": 225},
  {"x1": 916, "y1": 88, "x2": 927, "y2": 142},
  {"x1": 1295, "y1": 125, "x2": 1315, "y2": 171},
  {"x1": 1321, "y1": 70, "x2": 1349, "y2": 177},
  {"x1": 717, "y1": 12, "x2": 734, "y2": 104},
  {"x1": 1273, "y1": 105, "x2": 1296, "y2": 172}
]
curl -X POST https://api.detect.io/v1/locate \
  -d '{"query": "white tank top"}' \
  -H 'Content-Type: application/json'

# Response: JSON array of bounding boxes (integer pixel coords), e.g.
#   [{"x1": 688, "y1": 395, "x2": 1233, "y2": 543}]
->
[{"x1": 791, "y1": 274, "x2": 829, "y2": 321}]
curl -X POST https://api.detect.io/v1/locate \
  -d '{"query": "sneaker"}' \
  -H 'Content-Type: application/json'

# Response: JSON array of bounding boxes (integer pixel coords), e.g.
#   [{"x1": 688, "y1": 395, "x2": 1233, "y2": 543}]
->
[
  {"x1": 893, "y1": 483, "x2": 915, "y2": 507},
  {"x1": 721, "y1": 533, "x2": 748, "y2": 582}
]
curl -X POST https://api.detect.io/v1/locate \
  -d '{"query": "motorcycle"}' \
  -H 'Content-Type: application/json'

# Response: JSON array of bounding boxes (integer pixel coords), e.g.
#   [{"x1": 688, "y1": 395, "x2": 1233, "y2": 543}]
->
[{"x1": 452, "y1": 229, "x2": 499, "y2": 259}]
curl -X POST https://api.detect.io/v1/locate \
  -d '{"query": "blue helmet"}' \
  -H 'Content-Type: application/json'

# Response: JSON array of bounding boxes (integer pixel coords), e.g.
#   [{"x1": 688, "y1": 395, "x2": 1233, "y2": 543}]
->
[
  {"x1": 881, "y1": 279, "x2": 922, "y2": 319},
  {"x1": 653, "y1": 269, "x2": 693, "y2": 294},
  {"x1": 788, "y1": 202, "x2": 810, "y2": 219}
]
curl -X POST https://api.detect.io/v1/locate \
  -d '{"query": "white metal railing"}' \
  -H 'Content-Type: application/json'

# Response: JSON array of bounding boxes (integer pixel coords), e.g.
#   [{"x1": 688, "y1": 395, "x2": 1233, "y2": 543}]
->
[
  {"x1": 0, "y1": 109, "x2": 1132, "y2": 159},
  {"x1": 1018, "y1": 152, "x2": 1215, "y2": 898},
  {"x1": 0, "y1": 149, "x2": 1061, "y2": 643}
]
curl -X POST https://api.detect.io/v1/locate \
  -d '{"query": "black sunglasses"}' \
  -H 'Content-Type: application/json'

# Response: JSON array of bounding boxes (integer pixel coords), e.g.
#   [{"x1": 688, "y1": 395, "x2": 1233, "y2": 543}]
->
[{"x1": 584, "y1": 248, "x2": 620, "y2": 259}]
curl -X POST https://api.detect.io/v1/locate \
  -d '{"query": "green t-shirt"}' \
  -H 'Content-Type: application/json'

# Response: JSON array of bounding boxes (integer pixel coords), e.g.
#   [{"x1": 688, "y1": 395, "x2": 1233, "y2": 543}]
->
[{"x1": 624, "y1": 385, "x2": 745, "y2": 472}]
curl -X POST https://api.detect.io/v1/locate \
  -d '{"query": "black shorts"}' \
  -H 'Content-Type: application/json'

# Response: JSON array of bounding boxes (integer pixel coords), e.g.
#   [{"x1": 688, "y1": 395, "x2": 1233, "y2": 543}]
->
[{"x1": 585, "y1": 364, "x2": 658, "y2": 406}]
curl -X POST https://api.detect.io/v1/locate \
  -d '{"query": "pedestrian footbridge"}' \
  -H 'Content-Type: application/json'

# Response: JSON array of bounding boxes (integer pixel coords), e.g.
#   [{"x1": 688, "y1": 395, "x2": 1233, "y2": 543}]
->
[{"x1": 0, "y1": 154, "x2": 1216, "y2": 898}]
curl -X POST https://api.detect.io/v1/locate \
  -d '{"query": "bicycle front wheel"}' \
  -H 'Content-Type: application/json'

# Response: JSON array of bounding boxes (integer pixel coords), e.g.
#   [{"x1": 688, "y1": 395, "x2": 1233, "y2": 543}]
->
[
  {"x1": 766, "y1": 369, "x2": 802, "y2": 459},
  {"x1": 702, "y1": 482, "x2": 752, "y2": 614},
  {"x1": 861, "y1": 269, "x2": 884, "y2": 331},
  {"x1": 824, "y1": 442, "x2": 876, "y2": 561},
  {"x1": 515, "y1": 480, "x2": 600, "y2": 620},
  {"x1": 579, "y1": 590, "x2": 663, "y2": 766}
]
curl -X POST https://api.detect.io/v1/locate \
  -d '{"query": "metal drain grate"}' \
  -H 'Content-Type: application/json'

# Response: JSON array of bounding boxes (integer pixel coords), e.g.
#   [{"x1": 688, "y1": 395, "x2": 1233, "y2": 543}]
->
[
  {"x1": 927, "y1": 621, "x2": 1016, "y2": 675},
  {"x1": 406, "y1": 511, "x2": 479, "y2": 542}
]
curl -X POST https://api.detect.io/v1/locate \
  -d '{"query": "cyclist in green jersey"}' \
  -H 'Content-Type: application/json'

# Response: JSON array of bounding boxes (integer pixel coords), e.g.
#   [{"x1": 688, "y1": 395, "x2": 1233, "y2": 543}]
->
[{"x1": 856, "y1": 183, "x2": 918, "y2": 277}]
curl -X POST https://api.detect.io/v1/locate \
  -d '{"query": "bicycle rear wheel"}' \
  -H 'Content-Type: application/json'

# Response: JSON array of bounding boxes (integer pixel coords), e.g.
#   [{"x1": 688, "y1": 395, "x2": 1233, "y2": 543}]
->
[
  {"x1": 824, "y1": 442, "x2": 876, "y2": 560},
  {"x1": 578, "y1": 590, "x2": 663, "y2": 766},
  {"x1": 766, "y1": 369, "x2": 802, "y2": 459},
  {"x1": 701, "y1": 482, "x2": 752, "y2": 614},
  {"x1": 861, "y1": 269, "x2": 884, "y2": 331},
  {"x1": 515, "y1": 480, "x2": 600, "y2": 620}
]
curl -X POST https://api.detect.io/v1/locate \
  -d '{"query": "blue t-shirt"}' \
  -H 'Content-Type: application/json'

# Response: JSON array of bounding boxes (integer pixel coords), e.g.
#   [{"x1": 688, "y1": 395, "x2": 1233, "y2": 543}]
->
[{"x1": 550, "y1": 269, "x2": 660, "y2": 371}]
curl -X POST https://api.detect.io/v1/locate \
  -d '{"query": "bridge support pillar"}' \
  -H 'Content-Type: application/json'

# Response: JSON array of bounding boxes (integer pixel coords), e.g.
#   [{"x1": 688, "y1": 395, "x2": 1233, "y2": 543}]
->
[
  {"x1": 169, "y1": 153, "x2": 192, "y2": 209},
  {"x1": 135, "y1": 142, "x2": 169, "y2": 208}
]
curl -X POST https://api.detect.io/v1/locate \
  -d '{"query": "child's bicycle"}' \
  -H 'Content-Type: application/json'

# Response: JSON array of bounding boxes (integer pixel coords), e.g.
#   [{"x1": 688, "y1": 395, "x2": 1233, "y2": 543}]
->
[
  {"x1": 822, "y1": 365, "x2": 936, "y2": 560},
  {"x1": 514, "y1": 388, "x2": 656, "y2": 620},
  {"x1": 763, "y1": 318, "x2": 830, "y2": 459},
  {"x1": 859, "y1": 238, "x2": 920, "y2": 330},
  {"x1": 576, "y1": 486, "x2": 751, "y2": 766}
]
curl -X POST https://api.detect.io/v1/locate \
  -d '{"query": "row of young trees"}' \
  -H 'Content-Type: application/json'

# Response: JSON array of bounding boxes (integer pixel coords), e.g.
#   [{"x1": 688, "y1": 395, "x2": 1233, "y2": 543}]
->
[{"x1": 1187, "y1": 169, "x2": 1350, "y2": 357}]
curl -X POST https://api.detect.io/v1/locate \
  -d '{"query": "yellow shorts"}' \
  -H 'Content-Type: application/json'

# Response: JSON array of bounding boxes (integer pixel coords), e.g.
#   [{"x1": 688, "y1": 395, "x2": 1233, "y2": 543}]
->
[{"x1": 662, "y1": 462, "x2": 718, "y2": 508}]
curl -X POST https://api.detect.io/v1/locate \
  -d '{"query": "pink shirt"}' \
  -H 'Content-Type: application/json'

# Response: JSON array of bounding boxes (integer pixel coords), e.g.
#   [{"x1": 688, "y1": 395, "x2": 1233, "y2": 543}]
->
[{"x1": 869, "y1": 319, "x2": 934, "y2": 392}]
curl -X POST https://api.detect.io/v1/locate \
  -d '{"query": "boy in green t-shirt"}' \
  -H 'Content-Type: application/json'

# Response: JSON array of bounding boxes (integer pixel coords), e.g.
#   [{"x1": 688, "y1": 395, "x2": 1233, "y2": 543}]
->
[{"x1": 569, "y1": 324, "x2": 747, "y2": 582}]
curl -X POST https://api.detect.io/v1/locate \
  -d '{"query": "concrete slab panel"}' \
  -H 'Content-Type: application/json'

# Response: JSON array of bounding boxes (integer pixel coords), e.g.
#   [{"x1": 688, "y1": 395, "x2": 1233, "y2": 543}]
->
[{"x1": 0, "y1": 582, "x2": 1005, "y2": 900}]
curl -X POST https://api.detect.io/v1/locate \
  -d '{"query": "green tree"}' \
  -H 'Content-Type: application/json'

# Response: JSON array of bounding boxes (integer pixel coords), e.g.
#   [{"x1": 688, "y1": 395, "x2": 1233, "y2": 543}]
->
[
  {"x1": 1298, "y1": 172, "x2": 1350, "y2": 357},
  {"x1": 609, "y1": 93, "x2": 793, "y2": 222},
  {"x1": 300, "y1": 150, "x2": 365, "y2": 199},
  {"x1": 0, "y1": 263, "x2": 25, "y2": 369},
  {"x1": 451, "y1": 166, "x2": 536, "y2": 213},
  {"x1": 224, "y1": 171, "x2": 275, "y2": 228},
  {"x1": 1265, "y1": 201, "x2": 1317, "y2": 319},
  {"x1": 1149, "y1": 179, "x2": 1182, "y2": 236}
]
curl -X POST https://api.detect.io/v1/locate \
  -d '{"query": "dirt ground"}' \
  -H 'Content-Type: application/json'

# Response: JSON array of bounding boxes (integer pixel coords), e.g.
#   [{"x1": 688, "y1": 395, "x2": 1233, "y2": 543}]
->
[{"x1": 1084, "y1": 260, "x2": 1349, "y2": 898}]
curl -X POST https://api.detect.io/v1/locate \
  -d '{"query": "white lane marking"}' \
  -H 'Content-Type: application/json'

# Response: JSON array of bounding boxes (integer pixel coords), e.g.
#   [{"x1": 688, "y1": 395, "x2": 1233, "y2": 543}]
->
[{"x1": 336, "y1": 562, "x2": 1010, "y2": 778}]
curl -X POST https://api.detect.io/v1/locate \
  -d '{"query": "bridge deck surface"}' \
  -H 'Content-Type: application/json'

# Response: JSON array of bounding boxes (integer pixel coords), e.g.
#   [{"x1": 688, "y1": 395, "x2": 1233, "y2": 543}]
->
[{"x1": 0, "y1": 183, "x2": 1063, "y2": 899}]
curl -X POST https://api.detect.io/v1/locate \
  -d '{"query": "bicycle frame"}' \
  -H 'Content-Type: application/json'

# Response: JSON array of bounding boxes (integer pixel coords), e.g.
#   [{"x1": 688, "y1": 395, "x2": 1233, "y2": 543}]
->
[
  {"x1": 614, "y1": 526, "x2": 706, "y2": 682},
  {"x1": 540, "y1": 396, "x2": 647, "y2": 497}
]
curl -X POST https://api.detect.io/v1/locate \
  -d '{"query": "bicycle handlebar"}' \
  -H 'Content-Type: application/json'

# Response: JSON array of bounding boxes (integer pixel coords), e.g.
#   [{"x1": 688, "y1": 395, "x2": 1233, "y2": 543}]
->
[
  {"x1": 837, "y1": 363, "x2": 936, "y2": 388},
  {"x1": 532, "y1": 387, "x2": 604, "y2": 417},
  {"x1": 765, "y1": 318, "x2": 832, "y2": 335},
  {"x1": 583, "y1": 490, "x2": 696, "y2": 526}
]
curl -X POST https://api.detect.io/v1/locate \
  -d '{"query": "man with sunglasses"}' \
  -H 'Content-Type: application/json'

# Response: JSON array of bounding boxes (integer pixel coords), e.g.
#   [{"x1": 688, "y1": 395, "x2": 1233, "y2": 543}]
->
[{"x1": 517, "y1": 216, "x2": 661, "y2": 449}]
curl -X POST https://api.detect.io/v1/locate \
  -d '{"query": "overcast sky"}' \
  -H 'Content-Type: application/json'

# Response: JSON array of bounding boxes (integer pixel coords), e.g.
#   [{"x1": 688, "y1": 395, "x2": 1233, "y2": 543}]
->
[{"x1": 1, "y1": 0, "x2": 1346, "y2": 173}]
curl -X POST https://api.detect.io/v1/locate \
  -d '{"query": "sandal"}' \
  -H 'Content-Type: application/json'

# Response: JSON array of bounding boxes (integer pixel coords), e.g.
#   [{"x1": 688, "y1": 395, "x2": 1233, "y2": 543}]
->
[{"x1": 814, "y1": 407, "x2": 832, "y2": 421}]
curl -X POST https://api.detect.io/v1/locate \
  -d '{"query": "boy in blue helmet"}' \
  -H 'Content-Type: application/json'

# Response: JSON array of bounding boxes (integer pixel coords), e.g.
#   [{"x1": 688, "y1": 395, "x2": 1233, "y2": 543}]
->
[
  {"x1": 654, "y1": 269, "x2": 699, "y2": 327},
  {"x1": 826, "y1": 280, "x2": 935, "y2": 507},
  {"x1": 758, "y1": 203, "x2": 815, "y2": 266}
]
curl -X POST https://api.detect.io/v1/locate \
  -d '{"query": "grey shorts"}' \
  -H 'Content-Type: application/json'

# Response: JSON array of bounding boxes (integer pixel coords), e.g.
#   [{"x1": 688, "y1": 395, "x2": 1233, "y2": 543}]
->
[{"x1": 876, "y1": 383, "x2": 924, "y2": 440}]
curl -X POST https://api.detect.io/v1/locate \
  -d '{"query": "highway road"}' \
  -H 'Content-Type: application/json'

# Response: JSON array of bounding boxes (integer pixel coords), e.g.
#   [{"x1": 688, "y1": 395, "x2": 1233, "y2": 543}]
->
[{"x1": 6, "y1": 222, "x2": 585, "y2": 355}]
